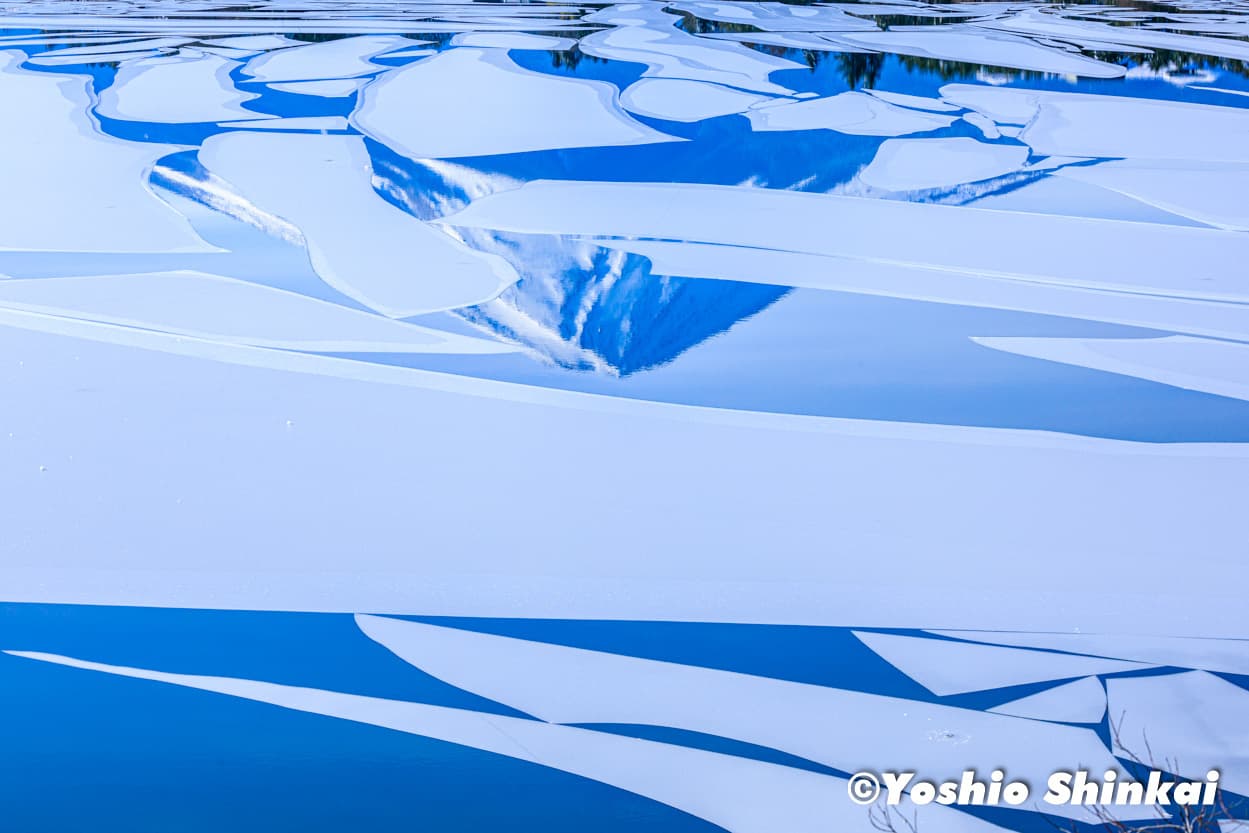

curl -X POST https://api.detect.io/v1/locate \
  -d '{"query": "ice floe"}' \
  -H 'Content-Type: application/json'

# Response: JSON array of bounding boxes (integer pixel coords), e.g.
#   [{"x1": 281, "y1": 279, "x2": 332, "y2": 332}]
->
[
  {"x1": 448, "y1": 32, "x2": 576, "y2": 50},
  {"x1": 853, "y1": 632, "x2": 1151, "y2": 696},
  {"x1": 579, "y1": 6, "x2": 803, "y2": 95},
  {"x1": 198, "y1": 131, "x2": 518, "y2": 316},
  {"x1": 217, "y1": 115, "x2": 351, "y2": 131},
  {"x1": 0, "y1": 50, "x2": 213, "y2": 254},
  {"x1": 858, "y1": 137, "x2": 1029, "y2": 192},
  {"x1": 0, "y1": 272, "x2": 514, "y2": 353},
  {"x1": 973, "y1": 336, "x2": 1249, "y2": 402},
  {"x1": 240, "y1": 34, "x2": 415, "y2": 82},
  {"x1": 620, "y1": 78, "x2": 776, "y2": 122},
  {"x1": 696, "y1": 30, "x2": 871, "y2": 53},
  {"x1": 939, "y1": 84, "x2": 1044, "y2": 125},
  {"x1": 1106, "y1": 671, "x2": 1249, "y2": 797},
  {"x1": 97, "y1": 50, "x2": 273, "y2": 123},
  {"x1": 928, "y1": 632, "x2": 1249, "y2": 678},
  {"x1": 747, "y1": 91, "x2": 957, "y2": 135},
  {"x1": 353, "y1": 47, "x2": 677, "y2": 159},
  {"x1": 6, "y1": 650, "x2": 1014, "y2": 833},
  {"x1": 1020, "y1": 94, "x2": 1249, "y2": 164},
  {"x1": 961, "y1": 112, "x2": 1001, "y2": 140},
  {"x1": 357, "y1": 615, "x2": 1137, "y2": 822},
  {"x1": 667, "y1": 1, "x2": 879, "y2": 32},
  {"x1": 987, "y1": 677, "x2": 1107, "y2": 724}
]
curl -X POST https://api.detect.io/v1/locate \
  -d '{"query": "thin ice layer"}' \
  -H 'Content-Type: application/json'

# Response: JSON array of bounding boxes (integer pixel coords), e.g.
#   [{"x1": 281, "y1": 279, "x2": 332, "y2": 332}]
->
[{"x1": 747, "y1": 91, "x2": 957, "y2": 135}]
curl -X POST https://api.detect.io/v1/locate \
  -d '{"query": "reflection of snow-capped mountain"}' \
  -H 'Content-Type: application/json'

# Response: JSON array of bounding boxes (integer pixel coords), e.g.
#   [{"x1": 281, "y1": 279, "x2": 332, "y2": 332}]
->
[{"x1": 372, "y1": 153, "x2": 788, "y2": 376}]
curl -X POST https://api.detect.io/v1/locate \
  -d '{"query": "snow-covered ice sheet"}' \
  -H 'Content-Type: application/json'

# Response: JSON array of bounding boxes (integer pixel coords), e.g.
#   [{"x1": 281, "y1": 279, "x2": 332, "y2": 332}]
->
[
  {"x1": 353, "y1": 47, "x2": 677, "y2": 159},
  {"x1": 858, "y1": 137, "x2": 1029, "y2": 191},
  {"x1": 198, "y1": 131, "x2": 518, "y2": 316},
  {"x1": 973, "y1": 336, "x2": 1249, "y2": 401}
]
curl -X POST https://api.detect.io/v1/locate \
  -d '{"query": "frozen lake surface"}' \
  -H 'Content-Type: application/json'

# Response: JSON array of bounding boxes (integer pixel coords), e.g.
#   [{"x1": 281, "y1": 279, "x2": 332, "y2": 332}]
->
[{"x1": 1, "y1": 1, "x2": 1248, "y2": 831}]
